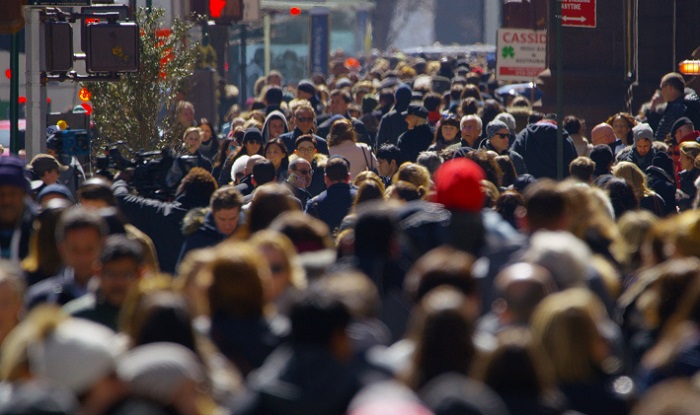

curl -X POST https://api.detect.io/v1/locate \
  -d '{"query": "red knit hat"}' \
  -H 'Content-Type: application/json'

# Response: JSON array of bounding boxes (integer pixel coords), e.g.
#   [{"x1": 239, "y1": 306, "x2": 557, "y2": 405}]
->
[{"x1": 433, "y1": 158, "x2": 485, "y2": 212}]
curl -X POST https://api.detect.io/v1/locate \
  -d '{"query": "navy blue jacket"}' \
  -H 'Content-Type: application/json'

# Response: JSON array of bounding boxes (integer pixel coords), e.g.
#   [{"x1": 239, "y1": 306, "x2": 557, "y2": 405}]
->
[
  {"x1": 305, "y1": 183, "x2": 357, "y2": 234},
  {"x1": 177, "y1": 210, "x2": 225, "y2": 267},
  {"x1": 511, "y1": 121, "x2": 577, "y2": 179}
]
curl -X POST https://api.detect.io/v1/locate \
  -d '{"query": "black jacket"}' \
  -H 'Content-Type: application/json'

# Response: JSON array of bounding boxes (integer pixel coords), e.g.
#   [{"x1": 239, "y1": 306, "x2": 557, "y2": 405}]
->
[
  {"x1": 396, "y1": 124, "x2": 435, "y2": 164},
  {"x1": 646, "y1": 166, "x2": 677, "y2": 215},
  {"x1": 511, "y1": 121, "x2": 577, "y2": 179},
  {"x1": 113, "y1": 180, "x2": 210, "y2": 274}
]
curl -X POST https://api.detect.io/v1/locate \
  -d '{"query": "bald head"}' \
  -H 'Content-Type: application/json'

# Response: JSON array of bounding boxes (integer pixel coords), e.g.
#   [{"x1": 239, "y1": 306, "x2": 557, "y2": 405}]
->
[
  {"x1": 591, "y1": 123, "x2": 616, "y2": 146},
  {"x1": 493, "y1": 262, "x2": 555, "y2": 326}
]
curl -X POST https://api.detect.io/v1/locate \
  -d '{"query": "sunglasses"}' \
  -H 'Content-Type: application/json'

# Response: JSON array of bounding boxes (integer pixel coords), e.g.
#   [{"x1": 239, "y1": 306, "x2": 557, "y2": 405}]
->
[
  {"x1": 494, "y1": 133, "x2": 510, "y2": 139},
  {"x1": 295, "y1": 169, "x2": 312, "y2": 175},
  {"x1": 296, "y1": 117, "x2": 314, "y2": 123}
]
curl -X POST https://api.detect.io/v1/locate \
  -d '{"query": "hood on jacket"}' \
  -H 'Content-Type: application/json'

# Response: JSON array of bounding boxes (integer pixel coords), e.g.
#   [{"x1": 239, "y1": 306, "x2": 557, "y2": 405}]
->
[
  {"x1": 262, "y1": 110, "x2": 289, "y2": 142},
  {"x1": 181, "y1": 207, "x2": 210, "y2": 236}
]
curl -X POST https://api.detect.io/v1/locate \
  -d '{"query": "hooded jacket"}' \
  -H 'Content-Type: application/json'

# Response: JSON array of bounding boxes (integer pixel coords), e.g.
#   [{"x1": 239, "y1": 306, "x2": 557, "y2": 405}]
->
[
  {"x1": 511, "y1": 121, "x2": 577, "y2": 179},
  {"x1": 375, "y1": 84, "x2": 412, "y2": 148},
  {"x1": 176, "y1": 208, "x2": 226, "y2": 267},
  {"x1": 261, "y1": 110, "x2": 290, "y2": 143}
]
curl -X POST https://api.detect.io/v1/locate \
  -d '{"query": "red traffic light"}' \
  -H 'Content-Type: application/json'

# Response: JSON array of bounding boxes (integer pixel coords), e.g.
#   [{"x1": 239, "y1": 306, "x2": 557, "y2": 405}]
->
[
  {"x1": 290, "y1": 7, "x2": 301, "y2": 16},
  {"x1": 5, "y1": 69, "x2": 10, "y2": 79}
]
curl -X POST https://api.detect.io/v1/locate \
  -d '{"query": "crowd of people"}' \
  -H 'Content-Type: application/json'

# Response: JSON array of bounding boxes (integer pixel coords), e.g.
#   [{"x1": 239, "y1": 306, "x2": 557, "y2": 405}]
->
[{"x1": 3, "y1": 53, "x2": 700, "y2": 415}]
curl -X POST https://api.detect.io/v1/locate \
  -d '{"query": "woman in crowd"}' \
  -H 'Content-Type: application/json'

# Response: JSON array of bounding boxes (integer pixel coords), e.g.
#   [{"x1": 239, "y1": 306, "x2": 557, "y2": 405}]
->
[
  {"x1": 264, "y1": 138, "x2": 290, "y2": 183},
  {"x1": 328, "y1": 118, "x2": 377, "y2": 179},
  {"x1": 607, "y1": 112, "x2": 636, "y2": 145},
  {"x1": 531, "y1": 288, "x2": 629, "y2": 415},
  {"x1": 613, "y1": 162, "x2": 667, "y2": 217},
  {"x1": 198, "y1": 118, "x2": 220, "y2": 162},
  {"x1": 429, "y1": 114, "x2": 461, "y2": 152}
]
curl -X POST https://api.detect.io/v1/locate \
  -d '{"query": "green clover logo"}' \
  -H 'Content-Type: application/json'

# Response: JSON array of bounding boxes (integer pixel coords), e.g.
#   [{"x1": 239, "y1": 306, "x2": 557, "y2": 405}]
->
[{"x1": 502, "y1": 46, "x2": 515, "y2": 59}]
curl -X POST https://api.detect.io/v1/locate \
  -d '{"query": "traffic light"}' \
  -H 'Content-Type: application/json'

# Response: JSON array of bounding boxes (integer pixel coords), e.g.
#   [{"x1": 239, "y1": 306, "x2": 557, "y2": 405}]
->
[
  {"x1": 210, "y1": 0, "x2": 243, "y2": 22},
  {"x1": 0, "y1": 0, "x2": 24, "y2": 34},
  {"x1": 44, "y1": 22, "x2": 73, "y2": 72},
  {"x1": 86, "y1": 22, "x2": 139, "y2": 73}
]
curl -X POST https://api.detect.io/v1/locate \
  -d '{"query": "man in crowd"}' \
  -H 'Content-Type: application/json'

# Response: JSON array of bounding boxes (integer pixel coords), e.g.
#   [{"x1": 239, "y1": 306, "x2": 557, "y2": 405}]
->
[
  {"x1": 376, "y1": 144, "x2": 401, "y2": 185},
  {"x1": 0, "y1": 157, "x2": 37, "y2": 263},
  {"x1": 279, "y1": 102, "x2": 329, "y2": 155},
  {"x1": 305, "y1": 156, "x2": 357, "y2": 234},
  {"x1": 285, "y1": 157, "x2": 314, "y2": 207},
  {"x1": 25, "y1": 206, "x2": 107, "y2": 309},
  {"x1": 457, "y1": 114, "x2": 483, "y2": 149},
  {"x1": 63, "y1": 235, "x2": 144, "y2": 331},
  {"x1": 178, "y1": 185, "x2": 244, "y2": 263}
]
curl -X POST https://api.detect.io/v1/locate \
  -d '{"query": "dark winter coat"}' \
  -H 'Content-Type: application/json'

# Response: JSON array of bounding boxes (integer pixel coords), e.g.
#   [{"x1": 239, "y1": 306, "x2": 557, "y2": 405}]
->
[
  {"x1": 645, "y1": 166, "x2": 677, "y2": 216},
  {"x1": 511, "y1": 121, "x2": 577, "y2": 179},
  {"x1": 375, "y1": 84, "x2": 412, "y2": 148},
  {"x1": 305, "y1": 183, "x2": 357, "y2": 235},
  {"x1": 176, "y1": 209, "x2": 225, "y2": 267},
  {"x1": 396, "y1": 124, "x2": 435, "y2": 164},
  {"x1": 112, "y1": 180, "x2": 211, "y2": 274}
]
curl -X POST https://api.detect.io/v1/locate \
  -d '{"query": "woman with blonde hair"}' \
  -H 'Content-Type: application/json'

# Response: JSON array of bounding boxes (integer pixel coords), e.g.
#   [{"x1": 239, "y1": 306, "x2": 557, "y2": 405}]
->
[
  {"x1": 531, "y1": 288, "x2": 629, "y2": 415},
  {"x1": 328, "y1": 118, "x2": 377, "y2": 179},
  {"x1": 613, "y1": 161, "x2": 667, "y2": 216},
  {"x1": 394, "y1": 162, "x2": 431, "y2": 198}
]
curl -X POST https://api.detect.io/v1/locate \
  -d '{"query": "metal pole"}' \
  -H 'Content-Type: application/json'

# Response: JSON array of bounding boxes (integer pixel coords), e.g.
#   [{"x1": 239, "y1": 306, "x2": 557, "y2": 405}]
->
[
  {"x1": 263, "y1": 13, "x2": 270, "y2": 74},
  {"x1": 9, "y1": 32, "x2": 19, "y2": 155},
  {"x1": 556, "y1": 0, "x2": 564, "y2": 180},
  {"x1": 25, "y1": 7, "x2": 47, "y2": 160},
  {"x1": 240, "y1": 24, "x2": 247, "y2": 103}
]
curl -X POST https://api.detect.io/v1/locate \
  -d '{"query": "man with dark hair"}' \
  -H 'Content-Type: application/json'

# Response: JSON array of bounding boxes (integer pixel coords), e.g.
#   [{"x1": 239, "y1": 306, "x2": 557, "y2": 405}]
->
[
  {"x1": 589, "y1": 144, "x2": 614, "y2": 179},
  {"x1": 113, "y1": 167, "x2": 217, "y2": 273},
  {"x1": 77, "y1": 177, "x2": 159, "y2": 274},
  {"x1": 177, "y1": 186, "x2": 244, "y2": 265},
  {"x1": 376, "y1": 144, "x2": 401, "y2": 185},
  {"x1": 569, "y1": 156, "x2": 596, "y2": 183},
  {"x1": 25, "y1": 206, "x2": 108, "y2": 309},
  {"x1": 63, "y1": 235, "x2": 143, "y2": 331},
  {"x1": 234, "y1": 288, "x2": 359, "y2": 415},
  {"x1": 305, "y1": 156, "x2": 357, "y2": 234},
  {"x1": 317, "y1": 89, "x2": 370, "y2": 147},
  {"x1": 27, "y1": 153, "x2": 67, "y2": 193},
  {"x1": 263, "y1": 85, "x2": 284, "y2": 115},
  {"x1": 243, "y1": 159, "x2": 277, "y2": 204},
  {"x1": 520, "y1": 179, "x2": 569, "y2": 233}
]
